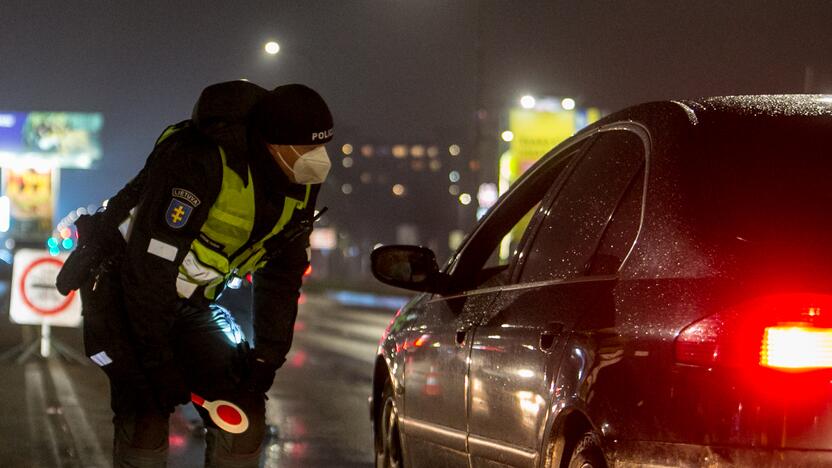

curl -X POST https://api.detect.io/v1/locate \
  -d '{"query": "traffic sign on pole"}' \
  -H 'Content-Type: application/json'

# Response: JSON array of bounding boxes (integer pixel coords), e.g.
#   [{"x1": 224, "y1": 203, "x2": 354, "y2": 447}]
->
[{"x1": 10, "y1": 249, "x2": 81, "y2": 327}]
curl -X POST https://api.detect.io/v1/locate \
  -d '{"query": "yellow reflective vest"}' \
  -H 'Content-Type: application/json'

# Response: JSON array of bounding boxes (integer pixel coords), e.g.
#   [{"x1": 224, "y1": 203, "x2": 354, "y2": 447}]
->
[{"x1": 155, "y1": 124, "x2": 311, "y2": 300}]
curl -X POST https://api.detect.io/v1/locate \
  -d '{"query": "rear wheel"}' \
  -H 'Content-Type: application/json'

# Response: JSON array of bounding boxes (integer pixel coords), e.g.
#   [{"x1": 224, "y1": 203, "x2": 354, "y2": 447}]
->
[
  {"x1": 567, "y1": 432, "x2": 606, "y2": 468},
  {"x1": 375, "y1": 381, "x2": 404, "y2": 468}
]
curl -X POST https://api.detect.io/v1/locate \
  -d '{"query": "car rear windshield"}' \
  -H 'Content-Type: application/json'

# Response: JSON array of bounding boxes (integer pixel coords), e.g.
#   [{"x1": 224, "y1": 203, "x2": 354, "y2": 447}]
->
[{"x1": 683, "y1": 117, "x2": 832, "y2": 250}]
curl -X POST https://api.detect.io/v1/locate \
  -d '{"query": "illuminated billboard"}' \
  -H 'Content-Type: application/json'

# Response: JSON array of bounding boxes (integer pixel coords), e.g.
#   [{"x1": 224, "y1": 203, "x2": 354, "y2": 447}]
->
[
  {"x1": 499, "y1": 107, "x2": 601, "y2": 196},
  {"x1": 0, "y1": 111, "x2": 103, "y2": 169},
  {"x1": 2, "y1": 167, "x2": 56, "y2": 240}
]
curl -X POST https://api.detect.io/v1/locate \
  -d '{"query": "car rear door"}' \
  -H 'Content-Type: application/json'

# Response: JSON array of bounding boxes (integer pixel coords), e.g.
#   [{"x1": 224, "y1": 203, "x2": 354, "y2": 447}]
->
[{"x1": 466, "y1": 126, "x2": 647, "y2": 467}]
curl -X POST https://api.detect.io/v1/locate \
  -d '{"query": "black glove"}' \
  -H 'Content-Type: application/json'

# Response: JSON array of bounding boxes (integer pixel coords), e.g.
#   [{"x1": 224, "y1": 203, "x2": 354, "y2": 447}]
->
[
  {"x1": 146, "y1": 361, "x2": 190, "y2": 411},
  {"x1": 244, "y1": 351, "x2": 285, "y2": 394},
  {"x1": 56, "y1": 213, "x2": 126, "y2": 295}
]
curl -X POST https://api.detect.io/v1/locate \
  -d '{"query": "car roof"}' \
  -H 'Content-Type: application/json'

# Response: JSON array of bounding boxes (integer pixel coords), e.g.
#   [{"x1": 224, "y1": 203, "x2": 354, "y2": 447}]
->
[
  {"x1": 684, "y1": 94, "x2": 832, "y2": 118},
  {"x1": 585, "y1": 94, "x2": 832, "y2": 137}
]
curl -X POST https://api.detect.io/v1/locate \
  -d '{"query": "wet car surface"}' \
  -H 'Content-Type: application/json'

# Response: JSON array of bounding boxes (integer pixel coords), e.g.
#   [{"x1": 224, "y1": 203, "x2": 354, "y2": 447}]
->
[{"x1": 370, "y1": 95, "x2": 832, "y2": 467}]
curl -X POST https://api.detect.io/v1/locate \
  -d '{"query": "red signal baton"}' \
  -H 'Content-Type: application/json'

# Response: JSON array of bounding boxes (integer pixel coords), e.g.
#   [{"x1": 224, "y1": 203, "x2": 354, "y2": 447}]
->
[{"x1": 191, "y1": 393, "x2": 250, "y2": 434}]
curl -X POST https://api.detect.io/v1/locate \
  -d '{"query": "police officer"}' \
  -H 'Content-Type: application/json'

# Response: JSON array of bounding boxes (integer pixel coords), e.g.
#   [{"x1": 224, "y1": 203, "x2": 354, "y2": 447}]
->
[{"x1": 74, "y1": 80, "x2": 333, "y2": 467}]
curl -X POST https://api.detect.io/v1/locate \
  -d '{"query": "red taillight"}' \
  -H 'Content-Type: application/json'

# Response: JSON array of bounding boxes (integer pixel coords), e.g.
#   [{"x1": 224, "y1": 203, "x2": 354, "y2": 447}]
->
[
  {"x1": 760, "y1": 325, "x2": 832, "y2": 369},
  {"x1": 675, "y1": 294, "x2": 832, "y2": 371}
]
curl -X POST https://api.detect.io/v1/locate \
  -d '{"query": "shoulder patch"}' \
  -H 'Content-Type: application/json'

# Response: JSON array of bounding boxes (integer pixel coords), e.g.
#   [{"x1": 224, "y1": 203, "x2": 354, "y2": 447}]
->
[
  {"x1": 172, "y1": 188, "x2": 201, "y2": 206},
  {"x1": 166, "y1": 198, "x2": 194, "y2": 229}
]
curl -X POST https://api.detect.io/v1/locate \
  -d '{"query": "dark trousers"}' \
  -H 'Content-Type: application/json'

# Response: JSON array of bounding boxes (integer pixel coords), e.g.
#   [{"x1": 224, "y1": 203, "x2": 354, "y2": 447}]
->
[{"x1": 110, "y1": 303, "x2": 266, "y2": 468}]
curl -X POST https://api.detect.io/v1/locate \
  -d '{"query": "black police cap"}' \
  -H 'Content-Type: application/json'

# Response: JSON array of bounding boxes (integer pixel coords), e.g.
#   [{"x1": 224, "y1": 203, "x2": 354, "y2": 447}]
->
[{"x1": 251, "y1": 84, "x2": 334, "y2": 145}]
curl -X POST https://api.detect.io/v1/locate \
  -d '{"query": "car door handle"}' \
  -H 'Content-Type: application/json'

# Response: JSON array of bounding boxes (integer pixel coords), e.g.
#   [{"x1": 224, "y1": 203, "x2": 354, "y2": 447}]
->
[
  {"x1": 456, "y1": 329, "x2": 466, "y2": 346},
  {"x1": 540, "y1": 322, "x2": 564, "y2": 351}
]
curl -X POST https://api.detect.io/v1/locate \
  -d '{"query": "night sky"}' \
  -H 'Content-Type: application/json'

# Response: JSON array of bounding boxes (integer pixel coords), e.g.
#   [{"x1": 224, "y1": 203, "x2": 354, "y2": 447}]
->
[{"x1": 1, "y1": 0, "x2": 830, "y2": 219}]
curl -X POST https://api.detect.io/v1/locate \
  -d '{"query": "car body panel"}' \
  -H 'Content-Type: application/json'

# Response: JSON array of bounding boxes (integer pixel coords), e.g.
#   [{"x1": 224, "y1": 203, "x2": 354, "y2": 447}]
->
[
  {"x1": 397, "y1": 290, "x2": 504, "y2": 467},
  {"x1": 466, "y1": 277, "x2": 619, "y2": 467}
]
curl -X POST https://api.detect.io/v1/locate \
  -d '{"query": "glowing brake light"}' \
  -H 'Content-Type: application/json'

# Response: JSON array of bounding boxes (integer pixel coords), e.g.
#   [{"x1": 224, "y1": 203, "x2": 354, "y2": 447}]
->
[
  {"x1": 675, "y1": 294, "x2": 832, "y2": 370},
  {"x1": 760, "y1": 326, "x2": 832, "y2": 369}
]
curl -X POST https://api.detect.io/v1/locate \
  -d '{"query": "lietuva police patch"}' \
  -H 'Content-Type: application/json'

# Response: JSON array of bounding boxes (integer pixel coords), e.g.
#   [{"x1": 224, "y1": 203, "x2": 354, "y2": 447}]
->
[
  {"x1": 172, "y1": 188, "x2": 200, "y2": 207},
  {"x1": 166, "y1": 198, "x2": 194, "y2": 229}
]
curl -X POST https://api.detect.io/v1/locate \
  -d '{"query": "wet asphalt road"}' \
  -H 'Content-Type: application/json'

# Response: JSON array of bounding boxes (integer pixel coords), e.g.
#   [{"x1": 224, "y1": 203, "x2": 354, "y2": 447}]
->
[{"x1": 0, "y1": 292, "x2": 398, "y2": 467}]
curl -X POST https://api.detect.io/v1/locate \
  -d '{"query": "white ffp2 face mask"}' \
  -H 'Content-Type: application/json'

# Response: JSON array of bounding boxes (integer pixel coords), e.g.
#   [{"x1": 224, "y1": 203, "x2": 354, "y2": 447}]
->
[{"x1": 277, "y1": 145, "x2": 331, "y2": 184}]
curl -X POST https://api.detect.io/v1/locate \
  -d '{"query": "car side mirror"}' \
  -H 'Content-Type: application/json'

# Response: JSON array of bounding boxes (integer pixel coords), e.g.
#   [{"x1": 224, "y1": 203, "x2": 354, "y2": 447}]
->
[{"x1": 371, "y1": 245, "x2": 448, "y2": 293}]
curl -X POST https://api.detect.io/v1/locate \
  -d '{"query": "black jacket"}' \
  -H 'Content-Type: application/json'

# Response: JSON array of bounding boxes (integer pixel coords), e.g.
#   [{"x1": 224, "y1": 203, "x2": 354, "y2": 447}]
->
[{"x1": 110, "y1": 81, "x2": 318, "y2": 373}]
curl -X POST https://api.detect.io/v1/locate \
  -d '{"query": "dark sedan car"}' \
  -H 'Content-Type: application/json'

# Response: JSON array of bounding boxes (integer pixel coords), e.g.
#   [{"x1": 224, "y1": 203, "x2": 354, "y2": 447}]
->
[{"x1": 368, "y1": 95, "x2": 832, "y2": 467}]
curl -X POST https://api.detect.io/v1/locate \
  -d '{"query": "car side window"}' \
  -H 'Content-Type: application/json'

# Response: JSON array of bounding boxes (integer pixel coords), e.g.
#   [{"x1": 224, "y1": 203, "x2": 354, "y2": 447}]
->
[
  {"x1": 447, "y1": 142, "x2": 587, "y2": 292},
  {"x1": 517, "y1": 130, "x2": 645, "y2": 283},
  {"x1": 587, "y1": 170, "x2": 645, "y2": 275}
]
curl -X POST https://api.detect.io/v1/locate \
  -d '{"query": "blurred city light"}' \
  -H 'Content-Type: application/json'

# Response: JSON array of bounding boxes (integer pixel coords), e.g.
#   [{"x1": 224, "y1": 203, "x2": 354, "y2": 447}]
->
[
  {"x1": 341, "y1": 183, "x2": 353, "y2": 194},
  {"x1": 392, "y1": 184, "x2": 406, "y2": 196},
  {"x1": 459, "y1": 193, "x2": 472, "y2": 205},
  {"x1": 501, "y1": 130, "x2": 514, "y2": 142},
  {"x1": 561, "y1": 98, "x2": 576, "y2": 110},
  {"x1": 265, "y1": 41, "x2": 280, "y2": 55},
  {"x1": 342, "y1": 144, "x2": 353, "y2": 155},
  {"x1": 477, "y1": 183, "x2": 499, "y2": 210},
  {"x1": 448, "y1": 144, "x2": 461, "y2": 156},
  {"x1": 520, "y1": 95, "x2": 536, "y2": 109},
  {"x1": 449, "y1": 171, "x2": 460, "y2": 182},
  {"x1": 449, "y1": 185, "x2": 460, "y2": 196},
  {"x1": 449, "y1": 230, "x2": 465, "y2": 250},
  {"x1": 342, "y1": 157, "x2": 354, "y2": 168},
  {"x1": 392, "y1": 145, "x2": 407, "y2": 159}
]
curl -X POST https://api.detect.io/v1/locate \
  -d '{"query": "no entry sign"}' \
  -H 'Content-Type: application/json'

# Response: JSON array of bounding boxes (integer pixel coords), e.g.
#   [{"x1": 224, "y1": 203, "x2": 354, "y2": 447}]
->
[{"x1": 10, "y1": 249, "x2": 81, "y2": 327}]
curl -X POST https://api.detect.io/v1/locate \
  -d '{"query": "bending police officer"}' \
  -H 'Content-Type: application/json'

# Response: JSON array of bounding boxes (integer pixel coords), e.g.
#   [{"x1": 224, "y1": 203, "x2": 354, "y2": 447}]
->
[{"x1": 62, "y1": 80, "x2": 333, "y2": 467}]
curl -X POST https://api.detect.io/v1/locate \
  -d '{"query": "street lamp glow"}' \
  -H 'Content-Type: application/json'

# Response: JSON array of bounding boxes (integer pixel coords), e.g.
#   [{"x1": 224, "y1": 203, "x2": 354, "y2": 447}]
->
[
  {"x1": 265, "y1": 41, "x2": 280, "y2": 55},
  {"x1": 561, "y1": 98, "x2": 576, "y2": 110},
  {"x1": 501, "y1": 130, "x2": 514, "y2": 142},
  {"x1": 520, "y1": 95, "x2": 536, "y2": 109}
]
